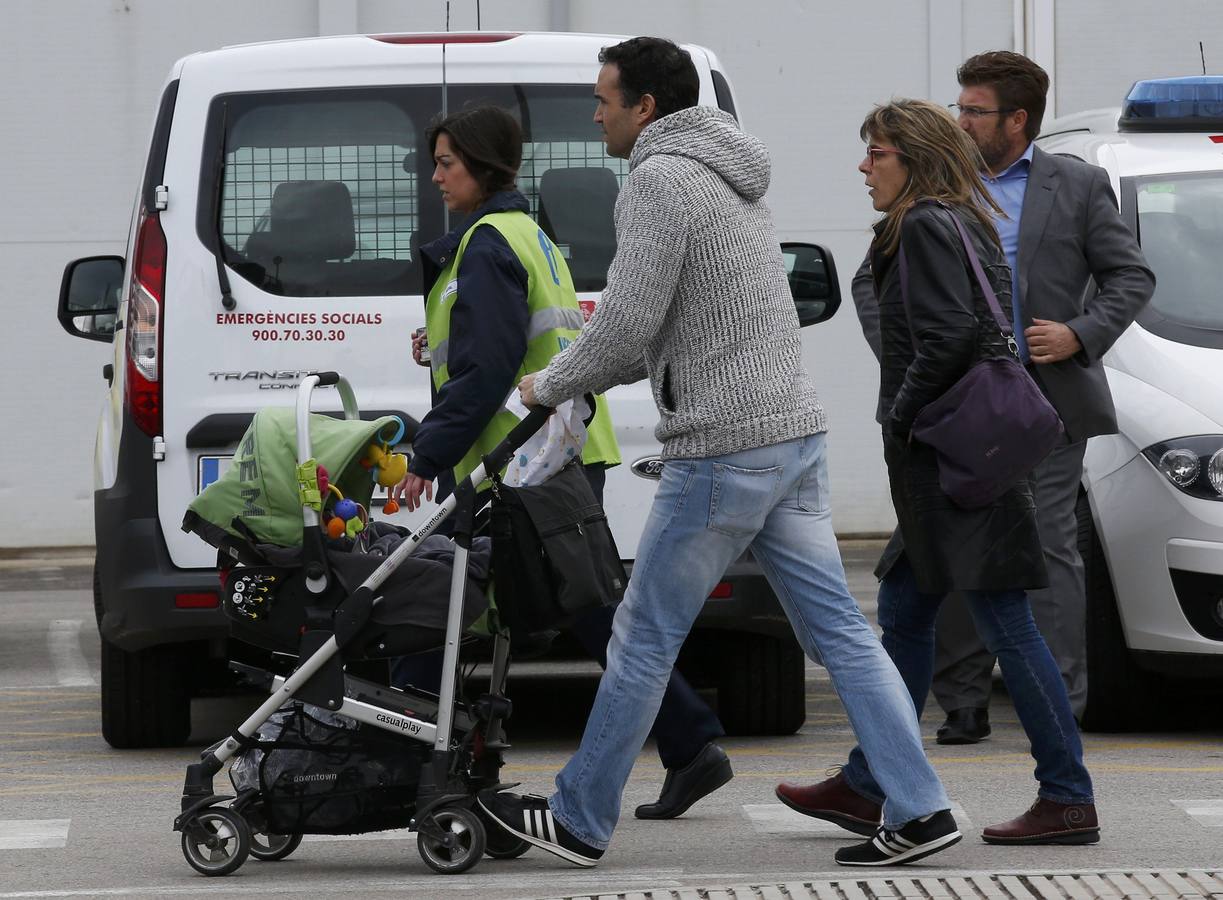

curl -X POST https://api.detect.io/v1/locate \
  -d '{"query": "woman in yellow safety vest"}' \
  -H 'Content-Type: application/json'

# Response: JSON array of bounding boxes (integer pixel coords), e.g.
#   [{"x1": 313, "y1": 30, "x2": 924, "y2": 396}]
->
[{"x1": 391, "y1": 105, "x2": 618, "y2": 510}]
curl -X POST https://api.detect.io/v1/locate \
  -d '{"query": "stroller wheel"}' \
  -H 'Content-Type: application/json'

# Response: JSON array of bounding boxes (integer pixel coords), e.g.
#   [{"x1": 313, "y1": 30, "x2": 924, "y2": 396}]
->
[
  {"x1": 250, "y1": 829, "x2": 303, "y2": 862},
  {"x1": 417, "y1": 806, "x2": 486, "y2": 874},
  {"x1": 238, "y1": 800, "x2": 303, "y2": 862},
  {"x1": 181, "y1": 807, "x2": 251, "y2": 877}
]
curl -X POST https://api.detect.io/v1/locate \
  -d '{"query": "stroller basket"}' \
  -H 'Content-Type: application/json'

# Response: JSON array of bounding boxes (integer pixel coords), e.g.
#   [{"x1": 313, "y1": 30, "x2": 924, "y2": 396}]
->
[{"x1": 231, "y1": 703, "x2": 430, "y2": 835}]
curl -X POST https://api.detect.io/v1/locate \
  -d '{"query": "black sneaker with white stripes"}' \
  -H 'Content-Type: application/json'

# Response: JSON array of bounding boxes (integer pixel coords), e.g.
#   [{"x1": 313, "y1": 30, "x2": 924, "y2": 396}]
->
[
  {"x1": 477, "y1": 790, "x2": 604, "y2": 867},
  {"x1": 834, "y1": 809, "x2": 961, "y2": 866}
]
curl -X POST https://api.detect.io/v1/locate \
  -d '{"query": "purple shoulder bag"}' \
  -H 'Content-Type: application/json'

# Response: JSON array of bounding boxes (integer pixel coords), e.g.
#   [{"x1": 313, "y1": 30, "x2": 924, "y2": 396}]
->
[{"x1": 898, "y1": 202, "x2": 1064, "y2": 509}]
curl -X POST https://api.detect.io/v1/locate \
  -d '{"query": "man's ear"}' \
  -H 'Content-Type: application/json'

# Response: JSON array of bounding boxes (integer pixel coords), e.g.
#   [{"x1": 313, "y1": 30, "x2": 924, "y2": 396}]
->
[
  {"x1": 1010, "y1": 108, "x2": 1029, "y2": 139},
  {"x1": 637, "y1": 92, "x2": 658, "y2": 126}
]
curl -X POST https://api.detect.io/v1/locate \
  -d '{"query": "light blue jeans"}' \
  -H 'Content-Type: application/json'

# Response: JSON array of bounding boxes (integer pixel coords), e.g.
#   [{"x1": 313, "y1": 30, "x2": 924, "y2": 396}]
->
[{"x1": 548, "y1": 434, "x2": 950, "y2": 849}]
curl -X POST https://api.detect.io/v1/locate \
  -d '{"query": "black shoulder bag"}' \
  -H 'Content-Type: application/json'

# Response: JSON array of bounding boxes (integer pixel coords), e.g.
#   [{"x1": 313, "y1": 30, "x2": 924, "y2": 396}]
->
[{"x1": 489, "y1": 461, "x2": 627, "y2": 635}]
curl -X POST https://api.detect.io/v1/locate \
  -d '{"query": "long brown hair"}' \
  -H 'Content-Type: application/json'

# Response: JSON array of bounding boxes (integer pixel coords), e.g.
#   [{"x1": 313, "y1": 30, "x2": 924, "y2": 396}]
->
[{"x1": 861, "y1": 99, "x2": 1003, "y2": 255}]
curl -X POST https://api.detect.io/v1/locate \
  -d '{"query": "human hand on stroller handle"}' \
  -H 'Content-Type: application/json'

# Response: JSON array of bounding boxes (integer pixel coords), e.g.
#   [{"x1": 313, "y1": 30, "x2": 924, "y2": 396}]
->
[
  {"x1": 390, "y1": 471, "x2": 433, "y2": 512},
  {"x1": 517, "y1": 373, "x2": 540, "y2": 407}
]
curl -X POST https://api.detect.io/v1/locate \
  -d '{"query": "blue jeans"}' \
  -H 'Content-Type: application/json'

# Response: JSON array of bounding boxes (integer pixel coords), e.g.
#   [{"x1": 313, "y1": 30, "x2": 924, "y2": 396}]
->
[
  {"x1": 390, "y1": 463, "x2": 724, "y2": 770},
  {"x1": 548, "y1": 434, "x2": 950, "y2": 849},
  {"x1": 842, "y1": 555, "x2": 1093, "y2": 805}
]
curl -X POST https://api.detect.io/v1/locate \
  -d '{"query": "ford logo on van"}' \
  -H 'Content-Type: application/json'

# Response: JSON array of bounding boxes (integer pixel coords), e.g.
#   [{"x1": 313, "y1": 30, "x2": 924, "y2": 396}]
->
[{"x1": 631, "y1": 456, "x2": 665, "y2": 479}]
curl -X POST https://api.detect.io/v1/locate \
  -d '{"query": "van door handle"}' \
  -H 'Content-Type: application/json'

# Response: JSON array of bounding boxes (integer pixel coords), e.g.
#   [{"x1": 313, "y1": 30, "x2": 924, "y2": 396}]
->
[{"x1": 103, "y1": 363, "x2": 114, "y2": 386}]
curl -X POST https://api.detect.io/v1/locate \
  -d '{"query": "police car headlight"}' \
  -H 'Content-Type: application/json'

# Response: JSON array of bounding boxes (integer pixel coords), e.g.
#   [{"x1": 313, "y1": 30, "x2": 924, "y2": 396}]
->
[
  {"x1": 1159, "y1": 448, "x2": 1199, "y2": 487},
  {"x1": 1210, "y1": 448, "x2": 1223, "y2": 497},
  {"x1": 1143, "y1": 437, "x2": 1223, "y2": 500}
]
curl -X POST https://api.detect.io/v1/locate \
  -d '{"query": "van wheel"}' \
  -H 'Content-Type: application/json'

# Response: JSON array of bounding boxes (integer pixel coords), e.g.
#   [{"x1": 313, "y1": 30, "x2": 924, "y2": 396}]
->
[
  {"x1": 1076, "y1": 492, "x2": 1162, "y2": 732},
  {"x1": 101, "y1": 639, "x2": 192, "y2": 748},
  {"x1": 715, "y1": 634, "x2": 805, "y2": 736}
]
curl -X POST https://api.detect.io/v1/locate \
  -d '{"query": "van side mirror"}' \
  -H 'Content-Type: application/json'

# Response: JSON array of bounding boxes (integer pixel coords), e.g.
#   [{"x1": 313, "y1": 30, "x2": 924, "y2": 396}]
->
[
  {"x1": 59, "y1": 256, "x2": 125, "y2": 342},
  {"x1": 781, "y1": 242, "x2": 841, "y2": 327}
]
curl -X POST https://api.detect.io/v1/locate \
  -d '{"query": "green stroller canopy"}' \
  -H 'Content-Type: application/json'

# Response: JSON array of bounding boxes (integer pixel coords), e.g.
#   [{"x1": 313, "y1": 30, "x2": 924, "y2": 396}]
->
[{"x1": 187, "y1": 407, "x2": 402, "y2": 548}]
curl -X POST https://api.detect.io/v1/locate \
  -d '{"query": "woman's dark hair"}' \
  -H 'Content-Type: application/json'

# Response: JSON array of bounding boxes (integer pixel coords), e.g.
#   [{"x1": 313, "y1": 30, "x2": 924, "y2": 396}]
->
[
  {"x1": 598, "y1": 36, "x2": 699, "y2": 120},
  {"x1": 957, "y1": 51, "x2": 1050, "y2": 142},
  {"x1": 426, "y1": 105, "x2": 522, "y2": 198}
]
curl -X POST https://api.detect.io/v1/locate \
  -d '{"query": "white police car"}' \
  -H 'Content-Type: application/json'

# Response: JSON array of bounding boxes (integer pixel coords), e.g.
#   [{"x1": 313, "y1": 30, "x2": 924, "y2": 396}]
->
[{"x1": 1038, "y1": 77, "x2": 1223, "y2": 730}]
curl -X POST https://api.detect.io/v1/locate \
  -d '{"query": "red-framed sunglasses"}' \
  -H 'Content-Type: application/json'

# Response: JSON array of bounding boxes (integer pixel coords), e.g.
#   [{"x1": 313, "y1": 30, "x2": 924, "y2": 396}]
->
[{"x1": 866, "y1": 146, "x2": 905, "y2": 162}]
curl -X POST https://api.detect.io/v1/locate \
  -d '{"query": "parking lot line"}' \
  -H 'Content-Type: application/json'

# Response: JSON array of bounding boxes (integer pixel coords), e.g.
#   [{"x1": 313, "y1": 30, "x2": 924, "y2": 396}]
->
[
  {"x1": 0, "y1": 820, "x2": 70, "y2": 850},
  {"x1": 47, "y1": 620, "x2": 95, "y2": 688}
]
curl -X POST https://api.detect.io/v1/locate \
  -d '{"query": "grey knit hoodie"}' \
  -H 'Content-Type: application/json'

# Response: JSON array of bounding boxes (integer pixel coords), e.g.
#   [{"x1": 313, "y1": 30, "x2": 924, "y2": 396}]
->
[{"x1": 532, "y1": 106, "x2": 826, "y2": 459}]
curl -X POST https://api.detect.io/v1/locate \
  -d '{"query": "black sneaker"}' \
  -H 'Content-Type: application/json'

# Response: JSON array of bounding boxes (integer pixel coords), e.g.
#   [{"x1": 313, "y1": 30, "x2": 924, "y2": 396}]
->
[
  {"x1": 477, "y1": 791, "x2": 603, "y2": 867},
  {"x1": 835, "y1": 809, "x2": 961, "y2": 866}
]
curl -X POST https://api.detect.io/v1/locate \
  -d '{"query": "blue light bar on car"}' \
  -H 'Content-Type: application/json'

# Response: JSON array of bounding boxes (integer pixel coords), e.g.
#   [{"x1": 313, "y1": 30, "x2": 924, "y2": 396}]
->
[{"x1": 1120, "y1": 76, "x2": 1223, "y2": 131}]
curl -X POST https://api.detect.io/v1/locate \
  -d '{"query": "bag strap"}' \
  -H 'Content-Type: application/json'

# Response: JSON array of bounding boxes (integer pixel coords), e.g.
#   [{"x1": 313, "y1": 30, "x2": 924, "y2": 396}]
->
[{"x1": 897, "y1": 199, "x2": 1019, "y2": 356}]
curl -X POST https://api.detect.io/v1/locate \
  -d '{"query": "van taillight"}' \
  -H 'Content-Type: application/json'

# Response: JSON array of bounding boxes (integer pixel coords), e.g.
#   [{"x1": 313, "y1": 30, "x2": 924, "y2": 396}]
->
[{"x1": 125, "y1": 209, "x2": 166, "y2": 437}]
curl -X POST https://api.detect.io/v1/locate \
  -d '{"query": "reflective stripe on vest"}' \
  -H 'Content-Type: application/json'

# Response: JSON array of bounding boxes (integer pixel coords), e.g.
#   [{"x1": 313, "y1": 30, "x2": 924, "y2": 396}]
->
[{"x1": 424, "y1": 210, "x2": 620, "y2": 484}]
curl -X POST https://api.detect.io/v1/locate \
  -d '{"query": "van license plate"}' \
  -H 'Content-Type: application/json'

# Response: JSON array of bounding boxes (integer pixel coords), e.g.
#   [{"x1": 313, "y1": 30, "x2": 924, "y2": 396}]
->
[{"x1": 198, "y1": 456, "x2": 233, "y2": 493}]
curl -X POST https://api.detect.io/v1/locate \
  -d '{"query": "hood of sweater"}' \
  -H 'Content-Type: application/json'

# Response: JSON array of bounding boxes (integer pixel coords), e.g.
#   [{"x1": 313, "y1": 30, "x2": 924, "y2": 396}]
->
[{"x1": 629, "y1": 106, "x2": 771, "y2": 202}]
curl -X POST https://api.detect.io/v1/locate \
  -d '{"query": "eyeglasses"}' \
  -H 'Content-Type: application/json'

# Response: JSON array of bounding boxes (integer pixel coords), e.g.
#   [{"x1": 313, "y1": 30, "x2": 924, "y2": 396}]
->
[
  {"x1": 865, "y1": 146, "x2": 904, "y2": 163},
  {"x1": 948, "y1": 103, "x2": 1017, "y2": 119}
]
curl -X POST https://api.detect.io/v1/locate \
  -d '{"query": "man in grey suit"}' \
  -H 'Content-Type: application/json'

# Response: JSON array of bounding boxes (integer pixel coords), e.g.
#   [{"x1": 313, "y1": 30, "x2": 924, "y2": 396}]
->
[
  {"x1": 929, "y1": 51, "x2": 1155, "y2": 739},
  {"x1": 842, "y1": 51, "x2": 1153, "y2": 744}
]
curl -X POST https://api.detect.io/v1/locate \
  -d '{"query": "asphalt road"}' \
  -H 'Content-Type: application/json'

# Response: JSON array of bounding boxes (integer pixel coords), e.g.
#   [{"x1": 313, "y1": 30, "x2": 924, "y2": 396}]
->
[{"x1": 1, "y1": 550, "x2": 1222, "y2": 899}]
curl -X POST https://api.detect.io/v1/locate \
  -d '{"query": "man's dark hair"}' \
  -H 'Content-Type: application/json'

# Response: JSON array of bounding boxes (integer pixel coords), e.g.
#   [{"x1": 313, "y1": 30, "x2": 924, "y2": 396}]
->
[
  {"x1": 957, "y1": 50, "x2": 1050, "y2": 141},
  {"x1": 598, "y1": 37, "x2": 699, "y2": 120},
  {"x1": 426, "y1": 105, "x2": 522, "y2": 197}
]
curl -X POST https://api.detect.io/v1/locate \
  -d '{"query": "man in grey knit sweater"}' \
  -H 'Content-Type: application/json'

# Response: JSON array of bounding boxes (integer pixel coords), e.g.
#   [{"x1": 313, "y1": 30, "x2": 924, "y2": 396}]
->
[{"x1": 479, "y1": 37, "x2": 957, "y2": 869}]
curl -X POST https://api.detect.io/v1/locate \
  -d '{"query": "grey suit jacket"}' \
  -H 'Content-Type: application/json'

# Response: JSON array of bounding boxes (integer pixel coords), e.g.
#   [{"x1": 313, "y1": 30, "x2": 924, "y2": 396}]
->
[
  {"x1": 1015, "y1": 146, "x2": 1154, "y2": 441},
  {"x1": 851, "y1": 146, "x2": 1155, "y2": 442}
]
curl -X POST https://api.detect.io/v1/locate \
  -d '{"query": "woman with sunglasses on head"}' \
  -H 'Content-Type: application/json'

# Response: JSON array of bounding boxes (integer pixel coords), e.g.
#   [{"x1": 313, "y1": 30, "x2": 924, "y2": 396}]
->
[{"x1": 777, "y1": 99, "x2": 1098, "y2": 849}]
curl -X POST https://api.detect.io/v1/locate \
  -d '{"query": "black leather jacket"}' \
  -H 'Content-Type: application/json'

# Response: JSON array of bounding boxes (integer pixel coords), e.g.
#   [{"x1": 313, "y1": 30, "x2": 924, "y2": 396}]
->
[{"x1": 871, "y1": 202, "x2": 1047, "y2": 594}]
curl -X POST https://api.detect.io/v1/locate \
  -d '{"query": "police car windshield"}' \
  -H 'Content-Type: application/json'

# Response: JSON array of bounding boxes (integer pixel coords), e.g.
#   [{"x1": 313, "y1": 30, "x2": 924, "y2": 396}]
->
[{"x1": 1135, "y1": 172, "x2": 1223, "y2": 332}]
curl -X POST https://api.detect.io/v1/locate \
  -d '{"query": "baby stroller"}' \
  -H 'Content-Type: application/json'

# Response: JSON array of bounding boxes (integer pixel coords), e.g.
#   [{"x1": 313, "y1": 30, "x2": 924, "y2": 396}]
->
[{"x1": 172, "y1": 371, "x2": 552, "y2": 877}]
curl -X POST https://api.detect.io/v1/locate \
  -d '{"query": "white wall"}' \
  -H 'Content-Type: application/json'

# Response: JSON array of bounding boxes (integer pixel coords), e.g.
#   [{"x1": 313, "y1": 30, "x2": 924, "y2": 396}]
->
[{"x1": 10, "y1": 0, "x2": 1223, "y2": 546}]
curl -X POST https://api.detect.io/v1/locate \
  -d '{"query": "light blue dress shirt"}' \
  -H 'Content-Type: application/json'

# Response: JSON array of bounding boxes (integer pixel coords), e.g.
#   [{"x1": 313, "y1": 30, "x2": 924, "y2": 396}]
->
[{"x1": 981, "y1": 142, "x2": 1034, "y2": 361}]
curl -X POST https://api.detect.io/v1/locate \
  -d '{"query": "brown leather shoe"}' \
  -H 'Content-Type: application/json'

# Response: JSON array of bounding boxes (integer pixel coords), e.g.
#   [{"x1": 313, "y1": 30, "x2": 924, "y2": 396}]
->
[
  {"x1": 775, "y1": 771, "x2": 882, "y2": 837},
  {"x1": 982, "y1": 797, "x2": 1100, "y2": 845}
]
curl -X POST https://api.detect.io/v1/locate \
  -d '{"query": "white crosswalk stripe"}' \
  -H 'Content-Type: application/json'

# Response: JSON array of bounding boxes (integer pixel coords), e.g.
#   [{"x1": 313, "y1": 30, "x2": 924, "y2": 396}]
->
[
  {"x1": 0, "y1": 820, "x2": 71, "y2": 850},
  {"x1": 1172, "y1": 799, "x2": 1223, "y2": 826},
  {"x1": 744, "y1": 801, "x2": 972, "y2": 834},
  {"x1": 47, "y1": 620, "x2": 95, "y2": 687}
]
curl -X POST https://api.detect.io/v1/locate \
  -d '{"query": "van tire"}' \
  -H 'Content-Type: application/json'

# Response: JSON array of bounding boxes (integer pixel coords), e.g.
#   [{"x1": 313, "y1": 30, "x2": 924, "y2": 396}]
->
[
  {"x1": 100, "y1": 639, "x2": 192, "y2": 748},
  {"x1": 1076, "y1": 492, "x2": 1161, "y2": 732},
  {"x1": 715, "y1": 634, "x2": 805, "y2": 736}
]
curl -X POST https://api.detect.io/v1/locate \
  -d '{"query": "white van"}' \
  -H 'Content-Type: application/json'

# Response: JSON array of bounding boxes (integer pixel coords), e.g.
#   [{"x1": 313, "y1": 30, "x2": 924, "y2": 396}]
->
[
  {"x1": 56, "y1": 32, "x2": 841, "y2": 748},
  {"x1": 1038, "y1": 76, "x2": 1223, "y2": 730}
]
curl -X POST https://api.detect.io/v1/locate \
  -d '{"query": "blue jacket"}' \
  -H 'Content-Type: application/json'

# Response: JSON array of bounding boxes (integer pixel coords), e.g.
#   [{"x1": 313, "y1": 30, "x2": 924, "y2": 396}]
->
[{"x1": 408, "y1": 190, "x2": 530, "y2": 490}]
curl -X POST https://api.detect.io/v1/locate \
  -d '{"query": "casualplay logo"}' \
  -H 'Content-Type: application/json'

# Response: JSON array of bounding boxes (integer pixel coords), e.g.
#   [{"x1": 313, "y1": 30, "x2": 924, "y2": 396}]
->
[{"x1": 376, "y1": 712, "x2": 422, "y2": 735}]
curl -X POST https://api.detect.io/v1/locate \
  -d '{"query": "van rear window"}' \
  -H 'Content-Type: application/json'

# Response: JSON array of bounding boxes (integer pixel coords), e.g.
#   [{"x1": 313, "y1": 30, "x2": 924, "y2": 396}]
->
[{"x1": 198, "y1": 85, "x2": 628, "y2": 298}]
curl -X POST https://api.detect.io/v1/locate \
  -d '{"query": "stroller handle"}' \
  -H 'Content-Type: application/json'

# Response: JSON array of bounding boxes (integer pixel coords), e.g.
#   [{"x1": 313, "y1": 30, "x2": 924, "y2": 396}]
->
[
  {"x1": 297, "y1": 373, "x2": 360, "y2": 465},
  {"x1": 297, "y1": 373, "x2": 359, "y2": 537}
]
